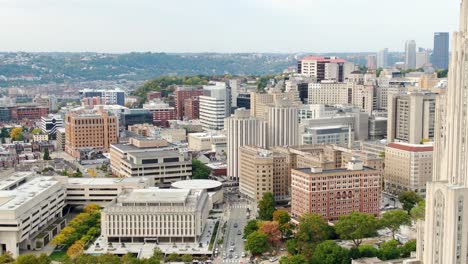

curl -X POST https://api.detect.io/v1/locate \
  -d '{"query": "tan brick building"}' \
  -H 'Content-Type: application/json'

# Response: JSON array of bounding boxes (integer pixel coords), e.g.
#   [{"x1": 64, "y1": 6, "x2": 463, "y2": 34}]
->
[
  {"x1": 384, "y1": 142, "x2": 433, "y2": 196},
  {"x1": 239, "y1": 146, "x2": 289, "y2": 202},
  {"x1": 291, "y1": 160, "x2": 381, "y2": 221},
  {"x1": 65, "y1": 109, "x2": 118, "y2": 158}
]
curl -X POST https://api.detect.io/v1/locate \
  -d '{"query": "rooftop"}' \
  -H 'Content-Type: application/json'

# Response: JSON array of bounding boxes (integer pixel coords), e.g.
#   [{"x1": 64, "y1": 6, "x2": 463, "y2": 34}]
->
[
  {"x1": 171, "y1": 179, "x2": 222, "y2": 190},
  {"x1": 388, "y1": 142, "x2": 434, "y2": 152},
  {"x1": 117, "y1": 188, "x2": 191, "y2": 204},
  {"x1": 66, "y1": 177, "x2": 148, "y2": 186},
  {"x1": 294, "y1": 166, "x2": 375, "y2": 175}
]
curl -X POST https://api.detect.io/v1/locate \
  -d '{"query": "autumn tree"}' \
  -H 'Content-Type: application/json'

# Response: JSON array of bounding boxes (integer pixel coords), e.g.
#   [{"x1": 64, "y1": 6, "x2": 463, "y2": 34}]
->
[
  {"x1": 84, "y1": 203, "x2": 101, "y2": 214},
  {"x1": 66, "y1": 240, "x2": 85, "y2": 259},
  {"x1": 273, "y1": 209, "x2": 292, "y2": 237},
  {"x1": 335, "y1": 212, "x2": 378, "y2": 247},
  {"x1": 259, "y1": 221, "x2": 282, "y2": 247},
  {"x1": 0, "y1": 252, "x2": 14, "y2": 264},
  {"x1": 10, "y1": 127, "x2": 23, "y2": 141},
  {"x1": 380, "y1": 210, "x2": 411, "y2": 239}
]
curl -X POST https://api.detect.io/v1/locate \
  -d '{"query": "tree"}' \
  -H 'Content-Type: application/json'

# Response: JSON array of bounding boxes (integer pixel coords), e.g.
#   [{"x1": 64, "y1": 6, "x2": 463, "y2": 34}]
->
[
  {"x1": 410, "y1": 200, "x2": 426, "y2": 220},
  {"x1": 43, "y1": 148, "x2": 51, "y2": 160},
  {"x1": 181, "y1": 254, "x2": 193, "y2": 263},
  {"x1": 399, "y1": 240, "x2": 416, "y2": 258},
  {"x1": 358, "y1": 244, "x2": 379, "y2": 258},
  {"x1": 245, "y1": 231, "x2": 269, "y2": 255},
  {"x1": 285, "y1": 239, "x2": 298, "y2": 255},
  {"x1": 0, "y1": 252, "x2": 14, "y2": 264},
  {"x1": 84, "y1": 203, "x2": 101, "y2": 214},
  {"x1": 380, "y1": 210, "x2": 411, "y2": 239},
  {"x1": 398, "y1": 191, "x2": 423, "y2": 213},
  {"x1": 258, "y1": 192, "x2": 275, "y2": 221},
  {"x1": 31, "y1": 128, "x2": 42, "y2": 135},
  {"x1": 259, "y1": 221, "x2": 282, "y2": 246},
  {"x1": 243, "y1": 219, "x2": 259, "y2": 238},
  {"x1": 335, "y1": 212, "x2": 378, "y2": 247},
  {"x1": 96, "y1": 254, "x2": 121, "y2": 264},
  {"x1": 122, "y1": 253, "x2": 139, "y2": 264},
  {"x1": 166, "y1": 253, "x2": 180, "y2": 262},
  {"x1": 67, "y1": 240, "x2": 85, "y2": 259},
  {"x1": 311, "y1": 241, "x2": 350, "y2": 264},
  {"x1": 10, "y1": 127, "x2": 23, "y2": 141},
  {"x1": 0, "y1": 128, "x2": 9, "y2": 138},
  {"x1": 377, "y1": 240, "x2": 400, "y2": 260},
  {"x1": 192, "y1": 160, "x2": 211, "y2": 179},
  {"x1": 14, "y1": 253, "x2": 51, "y2": 264},
  {"x1": 296, "y1": 213, "x2": 331, "y2": 245},
  {"x1": 273, "y1": 209, "x2": 292, "y2": 237},
  {"x1": 279, "y1": 255, "x2": 307, "y2": 264}
]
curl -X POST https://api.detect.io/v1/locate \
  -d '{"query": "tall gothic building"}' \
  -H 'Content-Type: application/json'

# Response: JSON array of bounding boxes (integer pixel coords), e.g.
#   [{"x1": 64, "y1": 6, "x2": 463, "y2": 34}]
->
[{"x1": 417, "y1": 1, "x2": 468, "y2": 263}]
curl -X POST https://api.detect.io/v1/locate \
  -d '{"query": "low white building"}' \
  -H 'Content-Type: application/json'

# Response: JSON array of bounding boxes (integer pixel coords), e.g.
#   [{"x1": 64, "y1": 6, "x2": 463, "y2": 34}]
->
[
  {"x1": 101, "y1": 188, "x2": 210, "y2": 244},
  {"x1": 0, "y1": 173, "x2": 66, "y2": 257},
  {"x1": 55, "y1": 176, "x2": 152, "y2": 207}
]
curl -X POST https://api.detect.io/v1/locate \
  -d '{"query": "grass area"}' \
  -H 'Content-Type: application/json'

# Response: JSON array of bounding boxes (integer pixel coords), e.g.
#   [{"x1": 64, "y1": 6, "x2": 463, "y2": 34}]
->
[
  {"x1": 208, "y1": 221, "x2": 220, "y2": 251},
  {"x1": 49, "y1": 250, "x2": 70, "y2": 262}
]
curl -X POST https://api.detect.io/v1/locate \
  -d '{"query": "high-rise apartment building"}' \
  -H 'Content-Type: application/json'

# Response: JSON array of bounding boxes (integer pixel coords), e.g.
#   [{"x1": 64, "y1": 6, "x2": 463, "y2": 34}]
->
[
  {"x1": 199, "y1": 83, "x2": 230, "y2": 130},
  {"x1": 432, "y1": 32, "x2": 450, "y2": 70},
  {"x1": 65, "y1": 108, "x2": 118, "y2": 158},
  {"x1": 174, "y1": 86, "x2": 203, "y2": 120},
  {"x1": 417, "y1": 2, "x2": 468, "y2": 263},
  {"x1": 387, "y1": 93, "x2": 436, "y2": 144},
  {"x1": 298, "y1": 56, "x2": 355, "y2": 82},
  {"x1": 291, "y1": 159, "x2": 381, "y2": 221},
  {"x1": 229, "y1": 79, "x2": 240, "y2": 108},
  {"x1": 267, "y1": 102, "x2": 299, "y2": 148},
  {"x1": 377, "y1": 48, "x2": 389, "y2": 68},
  {"x1": 367, "y1": 54, "x2": 377, "y2": 70},
  {"x1": 384, "y1": 142, "x2": 433, "y2": 196},
  {"x1": 225, "y1": 108, "x2": 267, "y2": 180},
  {"x1": 405, "y1": 40, "x2": 417, "y2": 69},
  {"x1": 239, "y1": 146, "x2": 289, "y2": 202}
]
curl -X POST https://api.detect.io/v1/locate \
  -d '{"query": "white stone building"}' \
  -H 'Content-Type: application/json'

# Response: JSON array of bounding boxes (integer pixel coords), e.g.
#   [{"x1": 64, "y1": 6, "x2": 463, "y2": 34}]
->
[{"x1": 101, "y1": 188, "x2": 209, "y2": 243}]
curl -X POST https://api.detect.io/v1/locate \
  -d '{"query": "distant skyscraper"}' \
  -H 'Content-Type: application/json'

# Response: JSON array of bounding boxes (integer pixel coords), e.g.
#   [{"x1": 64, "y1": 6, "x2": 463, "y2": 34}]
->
[
  {"x1": 416, "y1": 48, "x2": 430, "y2": 68},
  {"x1": 418, "y1": 1, "x2": 468, "y2": 263},
  {"x1": 405, "y1": 40, "x2": 417, "y2": 69},
  {"x1": 199, "y1": 82, "x2": 230, "y2": 130},
  {"x1": 367, "y1": 54, "x2": 377, "y2": 70},
  {"x1": 377, "y1": 48, "x2": 389, "y2": 68},
  {"x1": 267, "y1": 102, "x2": 299, "y2": 147},
  {"x1": 432, "y1": 32, "x2": 449, "y2": 69}
]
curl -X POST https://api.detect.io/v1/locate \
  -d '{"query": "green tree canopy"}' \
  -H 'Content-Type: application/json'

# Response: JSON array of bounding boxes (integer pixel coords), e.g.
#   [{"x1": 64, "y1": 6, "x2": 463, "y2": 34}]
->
[
  {"x1": 43, "y1": 148, "x2": 51, "y2": 160},
  {"x1": 245, "y1": 231, "x2": 269, "y2": 255},
  {"x1": 410, "y1": 200, "x2": 426, "y2": 220},
  {"x1": 279, "y1": 254, "x2": 307, "y2": 264},
  {"x1": 377, "y1": 240, "x2": 400, "y2": 260},
  {"x1": 311, "y1": 240, "x2": 350, "y2": 264},
  {"x1": 192, "y1": 160, "x2": 211, "y2": 179},
  {"x1": 335, "y1": 212, "x2": 379, "y2": 247},
  {"x1": 258, "y1": 192, "x2": 275, "y2": 221},
  {"x1": 380, "y1": 210, "x2": 411, "y2": 239},
  {"x1": 358, "y1": 244, "x2": 379, "y2": 258},
  {"x1": 243, "y1": 219, "x2": 259, "y2": 238},
  {"x1": 398, "y1": 191, "x2": 423, "y2": 213},
  {"x1": 399, "y1": 240, "x2": 416, "y2": 258}
]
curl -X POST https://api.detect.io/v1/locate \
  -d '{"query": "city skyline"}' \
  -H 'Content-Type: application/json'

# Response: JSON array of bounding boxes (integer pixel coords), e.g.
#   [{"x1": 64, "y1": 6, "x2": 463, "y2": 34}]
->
[{"x1": 0, "y1": 0, "x2": 460, "y2": 53}]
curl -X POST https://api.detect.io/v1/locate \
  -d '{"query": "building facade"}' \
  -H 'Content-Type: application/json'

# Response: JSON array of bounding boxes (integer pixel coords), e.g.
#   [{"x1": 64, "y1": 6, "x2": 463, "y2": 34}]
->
[
  {"x1": 387, "y1": 93, "x2": 436, "y2": 144},
  {"x1": 174, "y1": 86, "x2": 203, "y2": 120},
  {"x1": 239, "y1": 146, "x2": 289, "y2": 202},
  {"x1": 291, "y1": 160, "x2": 381, "y2": 221},
  {"x1": 384, "y1": 143, "x2": 433, "y2": 196},
  {"x1": 40, "y1": 114, "x2": 63, "y2": 140},
  {"x1": 65, "y1": 109, "x2": 118, "y2": 158},
  {"x1": 432, "y1": 32, "x2": 449, "y2": 70},
  {"x1": 199, "y1": 83, "x2": 230, "y2": 130},
  {"x1": 225, "y1": 108, "x2": 267, "y2": 179},
  {"x1": 101, "y1": 188, "x2": 209, "y2": 243}
]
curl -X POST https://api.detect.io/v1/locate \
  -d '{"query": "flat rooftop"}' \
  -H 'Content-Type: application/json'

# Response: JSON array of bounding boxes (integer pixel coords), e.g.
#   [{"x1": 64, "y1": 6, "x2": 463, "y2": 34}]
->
[
  {"x1": 171, "y1": 179, "x2": 222, "y2": 190},
  {"x1": 294, "y1": 166, "x2": 376, "y2": 175},
  {"x1": 0, "y1": 176, "x2": 60, "y2": 211},
  {"x1": 117, "y1": 188, "x2": 191, "y2": 204},
  {"x1": 66, "y1": 177, "x2": 148, "y2": 186}
]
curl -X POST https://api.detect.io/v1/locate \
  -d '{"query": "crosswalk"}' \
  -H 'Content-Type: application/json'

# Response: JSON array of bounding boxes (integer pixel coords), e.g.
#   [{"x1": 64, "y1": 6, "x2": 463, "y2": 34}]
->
[
  {"x1": 229, "y1": 204, "x2": 249, "y2": 209},
  {"x1": 222, "y1": 258, "x2": 246, "y2": 263}
]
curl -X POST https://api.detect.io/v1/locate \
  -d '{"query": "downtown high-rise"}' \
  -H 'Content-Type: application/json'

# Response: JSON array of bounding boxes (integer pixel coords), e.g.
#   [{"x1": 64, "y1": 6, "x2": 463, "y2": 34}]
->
[
  {"x1": 405, "y1": 40, "x2": 417, "y2": 69},
  {"x1": 432, "y1": 32, "x2": 450, "y2": 70}
]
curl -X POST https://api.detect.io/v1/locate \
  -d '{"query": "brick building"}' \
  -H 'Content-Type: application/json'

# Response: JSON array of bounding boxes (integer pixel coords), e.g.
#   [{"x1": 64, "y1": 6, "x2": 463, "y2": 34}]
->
[
  {"x1": 291, "y1": 159, "x2": 381, "y2": 221},
  {"x1": 174, "y1": 86, "x2": 203, "y2": 119},
  {"x1": 184, "y1": 96, "x2": 200, "y2": 120}
]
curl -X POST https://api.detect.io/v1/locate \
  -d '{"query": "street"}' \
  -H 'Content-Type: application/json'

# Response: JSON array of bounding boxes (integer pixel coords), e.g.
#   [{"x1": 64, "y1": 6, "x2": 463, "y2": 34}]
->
[{"x1": 216, "y1": 189, "x2": 254, "y2": 264}]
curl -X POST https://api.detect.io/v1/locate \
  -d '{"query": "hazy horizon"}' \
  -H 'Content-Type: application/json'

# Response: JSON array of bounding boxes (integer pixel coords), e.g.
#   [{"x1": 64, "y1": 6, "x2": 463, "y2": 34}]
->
[{"x1": 0, "y1": 0, "x2": 461, "y2": 53}]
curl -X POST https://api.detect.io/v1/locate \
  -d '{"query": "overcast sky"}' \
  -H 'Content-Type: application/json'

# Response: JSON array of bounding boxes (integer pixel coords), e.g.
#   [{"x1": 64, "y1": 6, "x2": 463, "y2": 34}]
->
[{"x1": 0, "y1": 0, "x2": 461, "y2": 53}]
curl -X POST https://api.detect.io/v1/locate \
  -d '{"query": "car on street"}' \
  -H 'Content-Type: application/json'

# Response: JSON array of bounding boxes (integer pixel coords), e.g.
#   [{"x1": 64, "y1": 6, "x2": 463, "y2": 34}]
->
[
  {"x1": 237, "y1": 230, "x2": 242, "y2": 235},
  {"x1": 241, "y1": 252, "x2": 246, "y2": 257},
  {"x1": 234, "y1": 223, "x2": 238, "y2": 228},
  {"x1": 270, "y1": 257, "x2": 278, "y2": 262}
]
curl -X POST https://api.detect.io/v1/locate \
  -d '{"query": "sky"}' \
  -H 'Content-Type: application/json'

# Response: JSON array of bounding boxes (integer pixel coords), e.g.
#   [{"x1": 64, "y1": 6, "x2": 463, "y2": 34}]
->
[{"x1": 0, "y1": 0, "x2": 461, "y2": 53}]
